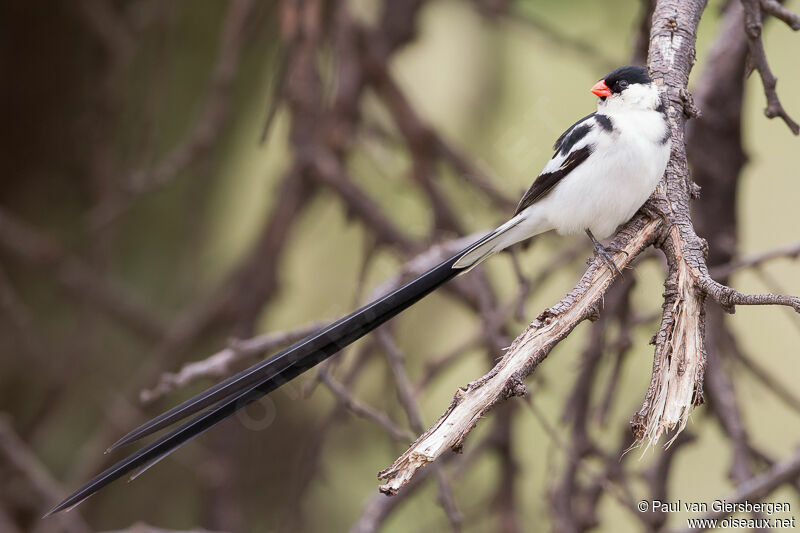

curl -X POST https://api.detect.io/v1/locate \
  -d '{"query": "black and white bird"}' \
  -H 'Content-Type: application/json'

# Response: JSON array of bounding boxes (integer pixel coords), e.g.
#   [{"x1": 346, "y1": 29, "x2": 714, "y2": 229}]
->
[{"x1": 47, "y1": 65, "x2": 671, "y2": 515}]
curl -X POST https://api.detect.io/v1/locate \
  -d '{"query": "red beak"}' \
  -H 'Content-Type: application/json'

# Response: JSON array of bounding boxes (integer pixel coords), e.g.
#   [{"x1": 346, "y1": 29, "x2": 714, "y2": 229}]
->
[{"x1": 591, "y1": 80, "x2": 612, "y2": 98}]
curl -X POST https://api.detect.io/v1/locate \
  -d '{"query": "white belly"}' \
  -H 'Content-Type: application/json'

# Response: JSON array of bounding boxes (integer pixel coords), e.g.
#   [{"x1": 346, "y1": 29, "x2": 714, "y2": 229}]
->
[{"x1": 534, "y1": 117, "x2": 670, "y2": 239}]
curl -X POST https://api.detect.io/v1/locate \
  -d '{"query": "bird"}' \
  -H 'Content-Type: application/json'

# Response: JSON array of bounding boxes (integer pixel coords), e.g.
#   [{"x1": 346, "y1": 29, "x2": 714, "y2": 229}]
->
[{"x1": 46, "y1": 65, "x2": 671, "y2": 516}]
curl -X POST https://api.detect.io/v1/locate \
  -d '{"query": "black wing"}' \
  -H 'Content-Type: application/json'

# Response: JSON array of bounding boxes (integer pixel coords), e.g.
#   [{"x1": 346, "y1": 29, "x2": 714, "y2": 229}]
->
[
  {"x1": 514, "y1": 144, "x2": 595, "y2": 215},
  {"x1": 514, "y1": 112, "x2": 610, "y2": 216},
  {"x1": 552, "y1": 113, "x2": 593, "y2": 155}
]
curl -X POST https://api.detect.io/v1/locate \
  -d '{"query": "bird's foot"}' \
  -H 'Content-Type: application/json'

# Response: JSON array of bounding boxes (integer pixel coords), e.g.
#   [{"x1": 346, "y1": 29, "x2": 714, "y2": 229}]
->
[
  {"x1": 585, "y1": 229, "x2": 626, "y2": 278},
  {"x1": 592, "y1": 241, "x2": 625, "y2": 278},
  {"x1": 640, "y1": 200, "x2": 665, "y2": 222}
]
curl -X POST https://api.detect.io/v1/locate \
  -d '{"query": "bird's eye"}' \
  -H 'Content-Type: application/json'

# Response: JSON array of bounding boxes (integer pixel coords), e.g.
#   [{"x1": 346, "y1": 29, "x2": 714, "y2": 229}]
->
[{"x1": 618, "y1": 80, "x2": 629, "y2": 90}]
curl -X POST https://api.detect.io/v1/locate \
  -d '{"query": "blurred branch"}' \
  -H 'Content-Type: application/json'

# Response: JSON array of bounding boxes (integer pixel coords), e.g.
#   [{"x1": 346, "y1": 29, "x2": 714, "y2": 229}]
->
[
  {"x1": 0, "y1": 418, "x2": 91, "y2": 533},
  {"x1": 711, "y1": 238, "x2": 800, "y2": 278},
  {"x1": 525, "y1": 398, "x2": 642, "y2": 524},
  {"x1": 632, "y1": 0, "x2": 657, "y2": 65},
  {"x1": 760, "y1": 0, "x2": 800, "y2": 29},
  {"x1": 679, "y1": 447, "x2": 800, "y2": 532},
  {"x1": 0, "y1": 207, "x2": 165, "y2": 340},
  {"x1": 376, "y1": 330, "x2": 462, "y2": 532},
  {"x1": 90, "y1": 0, "x2": 255, "y2": 229},
  {"x1": 472, "y1": 0, "x2": 617, "y2": 71},
  {"x1": 551, "y1": 277, "x2": 637, "y2": 531},
  {"x1": 369, "y1": 66, "x2": 516, "y2": 214},
  {"x1": 641, "y1": 430, "x2": 697, "y2": 530},
  {"x1": 730, "y1": 342, "x2": 800, "y2": 414},
  {"x1": 318, "y1": 367, "x2": 415, "y2": 442},
  {"x1": 741, "y1": 0, "x2": 800, "y2": 134},
  {"x1": 309, "y1": 150, "x2": 419, "y2": 252},
  {"x1": 140, "y1": 322, "x2": 322, "y2": 403},
  {"x1": 77, "y1": 0, "x2": 135, "y2": 62},
  {"x1": 100, "y1": 524, "x2": 229, "y2": 533}
]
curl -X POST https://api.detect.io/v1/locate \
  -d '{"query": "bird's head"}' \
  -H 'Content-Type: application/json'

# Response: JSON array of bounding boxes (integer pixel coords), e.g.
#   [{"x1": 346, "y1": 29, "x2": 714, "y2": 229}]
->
[{"x1": 591, "y1": 65, "x2": 660, "y2": 112}]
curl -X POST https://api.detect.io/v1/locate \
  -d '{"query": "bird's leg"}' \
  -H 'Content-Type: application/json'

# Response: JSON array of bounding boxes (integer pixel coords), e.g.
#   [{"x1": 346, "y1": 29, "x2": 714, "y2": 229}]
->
[{"x1": 585, "y1": 229, "x2": 624, "y2": 278}]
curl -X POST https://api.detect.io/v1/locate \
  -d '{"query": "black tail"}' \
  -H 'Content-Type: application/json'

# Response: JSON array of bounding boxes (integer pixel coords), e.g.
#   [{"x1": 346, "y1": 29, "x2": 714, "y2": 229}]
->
[{"x1": 45, "y1": 234, "x2": 492, "y2": 516}]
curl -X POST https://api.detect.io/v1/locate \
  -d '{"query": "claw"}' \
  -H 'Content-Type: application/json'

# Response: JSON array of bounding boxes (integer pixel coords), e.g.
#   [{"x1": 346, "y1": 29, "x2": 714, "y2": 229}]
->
[
  {"x1": 640, "y1": 201, "x2": 665, "y2": 222},
  {"x1": 585, "y1": 229, "x2": 624, "y2": 278},
  {"x1": 602, "y1": 245, "x2": 629, "y2": 259},
  {"x1": 594, "y1": 244, "x2": 623, "y2": 278}
]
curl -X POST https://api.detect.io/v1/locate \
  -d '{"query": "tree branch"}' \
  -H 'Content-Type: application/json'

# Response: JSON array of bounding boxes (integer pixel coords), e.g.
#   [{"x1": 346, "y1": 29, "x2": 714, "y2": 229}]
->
[
  {"x1": 741, "y1": 0, "x2": 800, "y2": 134},
  {"x1": 139, "y1": 322, "x2": 323, "y2": 403},
  {"x1": 318, "y1": 367, "x2": 416, "y2": 442},
  {"x1": 698, "y1": 275, "x2": 800, "y2": 313},
  {"x1": 90, "y1": 0, "x2": 255, "y2": 228},
  {"x1": 680, "y1": 447, "x2": 800, "y2": 532},
  {"x1": 760, "y1": 0, "x2": 800, "y2": 30},
  {"x1": 710, "y1": 238, "x2": 800, "y2": 278},
  {"x1": 377, "y1": 216, "x2": 661, "y2": 494}
]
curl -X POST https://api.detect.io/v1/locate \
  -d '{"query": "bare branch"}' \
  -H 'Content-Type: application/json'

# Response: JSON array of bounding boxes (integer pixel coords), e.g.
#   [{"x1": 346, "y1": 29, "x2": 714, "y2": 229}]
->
[
  {"x1": 0, "y1": 419, "x2": 91, "y2": 533},
  {"x1": 711, "y1": 238, "x2": 800, "y2": 278},
  {"x1": 730, "y1": 343, "x2": 800, "y2": 414},
  {"x1": 0, "y1": 207, "x2": 165, "y2": 340},
  {"x1": 139, "y1": 322, "x2": 323, "y2": 403},
  {"x1": 377, "y1": 216, "x2": 661, "y2": 494},
  {"x1": 376, "y1": 330, "x2": 463, "y2": 531},
  {"x1": 679, "y1": 448, "x2": 800, "y2": 532},
  {"x1": 741, "y1": 0, "x2": 800, "y2": 134},
  {"x1": 760, "y1": 0, "x2": 800, "y2": 30},
  {"x1": 318, "y1": 368, "x2": 415, "y2": 442},
  {"x1": 90, "y1": 0, "x2": 255, "y2": 228},
  {"x1": 632, "y1": 227, "x2": 708, "y2": 446},
  {"x1": 474, "y1": 2, "x2": 618, "y2": 71},
  {"x1": 350, "y1": 435, "x2": 491, "y2": 533},
  {"x1": 699, "y1": 275, "x2": 800, "y2": 313}
]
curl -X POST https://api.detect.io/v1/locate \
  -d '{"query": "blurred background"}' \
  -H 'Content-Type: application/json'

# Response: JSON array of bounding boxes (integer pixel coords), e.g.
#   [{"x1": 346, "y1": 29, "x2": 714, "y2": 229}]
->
[{"x1": 1, "y1": 0, "x2": 798, "y2": 532}]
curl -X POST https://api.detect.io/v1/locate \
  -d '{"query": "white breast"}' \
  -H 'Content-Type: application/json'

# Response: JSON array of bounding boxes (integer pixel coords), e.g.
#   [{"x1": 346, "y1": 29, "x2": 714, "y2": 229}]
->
[{"x1": 534, "y1": 108, "x2": 670, "y2": 239}]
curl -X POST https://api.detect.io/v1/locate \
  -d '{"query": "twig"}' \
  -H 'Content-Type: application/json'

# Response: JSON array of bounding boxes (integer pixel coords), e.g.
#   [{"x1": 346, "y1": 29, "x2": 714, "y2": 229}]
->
[
  {"x1": 318, "y1": 368, "x2": 415, "y2": 442},
  {"x1": 741, "y1": 0, "x2": 800, "y2": 134},
  {"x1": 760, "y1": 0, "x2": 800, "y2": 30},
  {"x1": 90, "y1": 0, "x2": 255, "y2": 229},
  {"x1": 377, "y1": 330, "x2": 463, "y2": 532},
  {"x1": 0, "y1": 418, "x2": 91, "y2": 533},
  {"x1": 478, "y1": 3, "x2": 618, "y2": 71},
  {"x1": 698, "y1": 275, "x2": 800, "y2": 313},
  {"x1": 711, "y1": 238, "x2": 800, "y2": 278},
  {"x1": 377, "y1": 216, "x2": 660, "y2": 494},
  {"x1": 0, "y1": 207, "x2": 165, "y2": 340},
  {"x1": 730, "y1": 341, "x2": 800, "y2": 414},
  {"x1": 679, "y1": 447, "x2": 800, "y2": 533},
  {"x1": 350, "y1": 434, "x2": 493, "y2": 533},
  {"x1": 139, "y1": 322, "x2": 323, "y2": 403}
]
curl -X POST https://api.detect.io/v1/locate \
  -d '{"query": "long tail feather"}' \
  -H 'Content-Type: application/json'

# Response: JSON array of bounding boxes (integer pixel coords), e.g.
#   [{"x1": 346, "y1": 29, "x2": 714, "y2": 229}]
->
[
  {"x1": 47, "y1": 232, "x2": 500, "y2": 516},
  {"x1": 452, "y1": 217, "x2": 525, "y2": 270},
  {"x1": 44, "y1": 377, "x2": 273, "y2": 516},
  {"x1": 106, "y1": 348, "x2": 304, "y2": 451}
]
